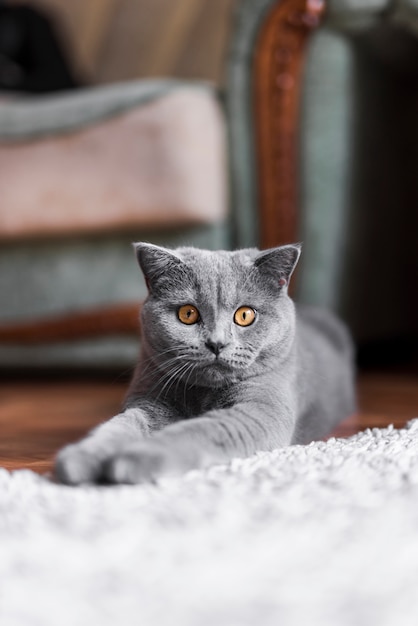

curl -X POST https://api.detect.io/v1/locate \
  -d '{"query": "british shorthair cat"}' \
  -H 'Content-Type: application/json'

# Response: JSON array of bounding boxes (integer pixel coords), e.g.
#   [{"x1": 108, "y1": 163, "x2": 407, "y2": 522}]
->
[{"x1": 55, "y1": 243, "x2": 356, "y2": 485}]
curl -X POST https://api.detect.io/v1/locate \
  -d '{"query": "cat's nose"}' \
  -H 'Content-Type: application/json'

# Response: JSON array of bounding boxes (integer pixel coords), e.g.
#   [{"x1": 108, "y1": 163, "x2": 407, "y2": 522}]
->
[{"x1": 205, "y1": 340, "x2": 226, "y2": 356}]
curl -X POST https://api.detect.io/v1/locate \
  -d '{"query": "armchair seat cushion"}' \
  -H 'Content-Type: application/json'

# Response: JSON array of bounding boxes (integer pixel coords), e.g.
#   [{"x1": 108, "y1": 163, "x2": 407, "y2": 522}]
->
[{"x1": 0, "y1": 82, "x2": 227, "y2": 239}]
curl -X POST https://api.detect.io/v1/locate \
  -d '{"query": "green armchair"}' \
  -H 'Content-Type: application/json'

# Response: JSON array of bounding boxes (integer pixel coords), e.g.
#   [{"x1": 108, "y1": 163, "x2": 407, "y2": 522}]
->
[{"x1": 1, "y1": 0, "x2": 416, "y2": 369}]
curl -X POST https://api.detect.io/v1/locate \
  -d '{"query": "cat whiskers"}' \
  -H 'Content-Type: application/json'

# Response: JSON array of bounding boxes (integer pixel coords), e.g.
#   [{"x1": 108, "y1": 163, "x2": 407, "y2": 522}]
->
[
  {"x1": 139, "y1": 346, "x2": 186, "y2": 375},
  {"x1": 139, "y1": 352, "x2": 185, "y2": 395},
  {"x1": 182, "y1": 361, "x2": 199, "y2": 411},
  {"x1": 138, "y1": 344, "x2": 202, "y2": 405},
  {"x1": 154, "y1": 360, "x2": 193, "y2": 405}
]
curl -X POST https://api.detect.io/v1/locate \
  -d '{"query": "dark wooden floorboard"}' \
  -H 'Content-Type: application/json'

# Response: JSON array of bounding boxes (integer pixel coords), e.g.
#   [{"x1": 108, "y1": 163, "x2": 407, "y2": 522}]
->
[{"x1": 0, "y1": 372, "x2": 417, "y2": 475}]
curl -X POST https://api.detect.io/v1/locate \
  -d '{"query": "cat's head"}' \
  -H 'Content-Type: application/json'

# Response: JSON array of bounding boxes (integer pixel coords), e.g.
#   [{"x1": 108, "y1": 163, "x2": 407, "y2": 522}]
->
[{"x1": 134, "y1": 243, "x2": 301, "y2": 388}]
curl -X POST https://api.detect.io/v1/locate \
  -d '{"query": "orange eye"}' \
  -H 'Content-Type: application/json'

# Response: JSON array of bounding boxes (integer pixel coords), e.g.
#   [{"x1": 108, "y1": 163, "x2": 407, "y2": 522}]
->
[
  {"x1": 178, "y1": 304, "x2": 200, "y2": 325},
  {"x1": 234, "y1": 306, "x2": 256, "y2": 327}
]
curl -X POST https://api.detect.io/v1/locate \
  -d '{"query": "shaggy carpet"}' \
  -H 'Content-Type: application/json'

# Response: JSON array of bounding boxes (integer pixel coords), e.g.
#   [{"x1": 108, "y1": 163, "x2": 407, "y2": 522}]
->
[{"x1": 2, "y1": 421, "x2": 418, "y2": 626}]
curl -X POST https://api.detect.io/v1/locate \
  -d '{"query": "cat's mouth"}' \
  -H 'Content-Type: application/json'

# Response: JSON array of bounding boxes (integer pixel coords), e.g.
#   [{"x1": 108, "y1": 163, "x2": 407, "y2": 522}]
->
[
  {"x1": 209, "y1": 359, "x2": 232, "y2": 369},
  {"x1": 200, "y1": 360, "x2": 236, "y2": 386},
  {"x1": 201, "y1": 357, "x2": 237, "y2": 376}
]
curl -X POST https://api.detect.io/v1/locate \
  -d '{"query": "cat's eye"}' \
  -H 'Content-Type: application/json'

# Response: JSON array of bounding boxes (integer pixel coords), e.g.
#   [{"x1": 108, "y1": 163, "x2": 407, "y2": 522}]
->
[
  {"x1": 234, "y1": 306, "x2": 256, "y2": 327},
  {"x1": 178, "y1": 304, "x2": 200, "y2": 325}
]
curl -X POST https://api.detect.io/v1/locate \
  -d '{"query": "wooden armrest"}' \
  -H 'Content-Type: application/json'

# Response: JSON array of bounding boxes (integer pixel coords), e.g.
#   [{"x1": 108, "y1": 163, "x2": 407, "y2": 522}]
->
[
  {"x1": 0, "y1": 303, "x2": 141, "y2": 344},
  {"x1": 253, "y1": 0, "x2": 325, "y2": 248}
]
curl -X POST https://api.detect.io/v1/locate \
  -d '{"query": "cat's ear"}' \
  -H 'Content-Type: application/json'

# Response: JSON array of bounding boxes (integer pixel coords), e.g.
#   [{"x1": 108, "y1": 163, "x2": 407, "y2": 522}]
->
[
  {"x1": 133, "y1": 242, "x2": 186, "y2": 293},
  {"x1": 254, "y1": 243, "x2": 301, "y2": 290}
]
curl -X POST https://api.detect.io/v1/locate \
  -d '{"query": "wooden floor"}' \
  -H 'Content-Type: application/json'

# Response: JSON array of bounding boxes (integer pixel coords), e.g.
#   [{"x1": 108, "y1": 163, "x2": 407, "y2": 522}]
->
[{"x1": 1, "y1": 372, "x2": 417, "y2": 476}]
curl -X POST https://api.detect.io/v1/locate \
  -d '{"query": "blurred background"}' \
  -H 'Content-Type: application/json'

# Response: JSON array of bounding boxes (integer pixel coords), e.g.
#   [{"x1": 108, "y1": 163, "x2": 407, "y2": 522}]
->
[
  {"x1": 1, "y1": 0, "x2": 418, "y2": 471},
  {"x1": 1, "y1": 0, "x2": 418, "y2": 370},
  {"x1": 0, "y1": 0, "x2": 236, "y2": 90}
]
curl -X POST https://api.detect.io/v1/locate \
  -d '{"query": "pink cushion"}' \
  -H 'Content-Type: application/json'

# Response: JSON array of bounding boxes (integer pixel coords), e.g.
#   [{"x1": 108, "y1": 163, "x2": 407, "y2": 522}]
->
[{"x1": 0, "y1": 88, "x2": 227, "y2": 238}]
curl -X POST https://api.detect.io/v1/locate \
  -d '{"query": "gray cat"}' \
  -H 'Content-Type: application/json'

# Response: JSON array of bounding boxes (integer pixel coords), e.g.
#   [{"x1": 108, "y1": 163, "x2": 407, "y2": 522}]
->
[{"x1": 55, "y1": 243, "x2": 356, "y2": 485}]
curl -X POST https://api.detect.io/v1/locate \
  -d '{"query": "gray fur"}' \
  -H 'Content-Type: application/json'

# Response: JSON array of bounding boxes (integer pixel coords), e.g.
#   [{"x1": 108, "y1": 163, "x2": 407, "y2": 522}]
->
[{"x1": 55, "y1": 244, "x2": 356, "y2": 485}]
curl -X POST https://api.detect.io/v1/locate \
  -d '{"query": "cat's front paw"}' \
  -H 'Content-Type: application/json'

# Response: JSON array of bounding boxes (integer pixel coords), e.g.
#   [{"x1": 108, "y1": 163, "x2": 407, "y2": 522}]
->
[
  {"x1": 104, "y1": 441, "x2": 187, "y2": 485},
  {"x1": 54, "y1": 444, "x2": 103, "y2": 485}
]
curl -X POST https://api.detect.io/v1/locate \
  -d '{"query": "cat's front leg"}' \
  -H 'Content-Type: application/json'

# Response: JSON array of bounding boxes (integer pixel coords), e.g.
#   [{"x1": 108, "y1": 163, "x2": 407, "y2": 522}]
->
[
  {"x1": 104, "y1": 401, "x2": 295, "y2": 484},
  {"x1": 54, "y1": 403, "x2": 170, "y2": 485}
]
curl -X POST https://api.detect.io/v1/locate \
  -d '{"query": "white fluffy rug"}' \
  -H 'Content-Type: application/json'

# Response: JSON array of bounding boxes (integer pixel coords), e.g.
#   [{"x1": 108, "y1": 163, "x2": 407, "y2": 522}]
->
[{"x1": 2, "y1": 421, "x2": 418, "y2": 626}]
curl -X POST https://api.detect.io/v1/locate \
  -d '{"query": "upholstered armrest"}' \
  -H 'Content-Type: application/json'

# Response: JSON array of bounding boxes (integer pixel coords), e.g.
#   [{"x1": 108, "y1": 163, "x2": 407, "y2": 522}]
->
[{"x1": 0, "y1": 79, "x2": 213, "y2": 139}]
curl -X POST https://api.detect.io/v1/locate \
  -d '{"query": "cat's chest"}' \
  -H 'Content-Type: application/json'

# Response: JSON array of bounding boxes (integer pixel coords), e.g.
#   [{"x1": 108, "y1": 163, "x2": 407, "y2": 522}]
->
[{"x1": 172, "y1": 384, "x2": 236, "y2": 418}]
